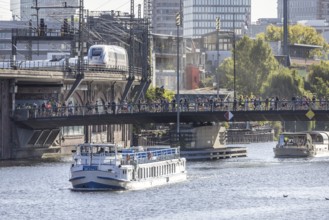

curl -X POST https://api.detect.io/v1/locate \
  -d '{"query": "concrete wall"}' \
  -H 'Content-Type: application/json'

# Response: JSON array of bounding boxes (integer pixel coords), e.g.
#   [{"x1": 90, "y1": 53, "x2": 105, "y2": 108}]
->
[
  {"x1": 0, "y1": 79, "x2": 13, "y2": 159},
  {"x1": 193, "y1": 124, "x2": 226, "y2": 149}
]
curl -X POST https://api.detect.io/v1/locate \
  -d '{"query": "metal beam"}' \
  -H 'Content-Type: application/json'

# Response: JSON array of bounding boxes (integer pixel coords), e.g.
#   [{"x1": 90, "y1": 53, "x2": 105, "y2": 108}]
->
[
  {"x1": 283, "y1": 0, "x2": 289, "y2": 66},
  {"x1": 14, "y1": 110, "x2": 329, "y2": 130},
  {"x1": 64, "y1": 73, "x2": 84, "y2": 102}
]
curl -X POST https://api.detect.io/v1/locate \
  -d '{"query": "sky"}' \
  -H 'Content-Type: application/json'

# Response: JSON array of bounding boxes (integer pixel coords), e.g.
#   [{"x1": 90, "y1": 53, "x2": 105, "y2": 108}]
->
[{"x1": 0, "y1": 0, "x2": 278, "y2": 22}]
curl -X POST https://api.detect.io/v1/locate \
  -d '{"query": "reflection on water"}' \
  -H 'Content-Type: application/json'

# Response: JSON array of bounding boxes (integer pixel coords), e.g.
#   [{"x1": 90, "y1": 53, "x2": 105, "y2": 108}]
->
[{"x1": 1, "y1": 142, "x2": 329, "y2": 220}]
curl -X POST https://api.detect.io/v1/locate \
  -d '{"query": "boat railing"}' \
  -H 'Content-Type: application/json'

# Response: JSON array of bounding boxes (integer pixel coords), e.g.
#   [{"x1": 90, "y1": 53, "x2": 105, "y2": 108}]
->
[
  {"x1": 74, "y1": 148, "x2": 180, "y2": 166},
  {"x1": 73, "y1": 152, "x2": 119, "y2": 166},
  {"x1": 121, "y1": 148, "x2": 180, "y2": 165},
  {"x1": 279, "y1": 141, "x2": 307, "y2": 148}
]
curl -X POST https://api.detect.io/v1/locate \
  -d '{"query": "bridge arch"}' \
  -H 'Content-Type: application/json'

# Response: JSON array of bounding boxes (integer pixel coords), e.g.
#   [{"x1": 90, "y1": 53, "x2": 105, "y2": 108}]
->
[{"x1": 71, "y1": 93, "x2": 84, "y2": 107}]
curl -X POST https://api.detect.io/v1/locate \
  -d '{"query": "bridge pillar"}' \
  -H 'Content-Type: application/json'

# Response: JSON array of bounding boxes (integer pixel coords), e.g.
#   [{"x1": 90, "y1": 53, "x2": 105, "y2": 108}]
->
[{"x1": 0, "y1": 79, "x2": 14, "y2": 159}]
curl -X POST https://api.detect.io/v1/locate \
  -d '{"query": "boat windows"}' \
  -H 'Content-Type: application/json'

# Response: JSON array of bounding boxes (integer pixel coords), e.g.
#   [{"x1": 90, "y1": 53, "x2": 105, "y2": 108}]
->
[{"x1": 314, "y1": 135, "x2": 323, "y2": 143}]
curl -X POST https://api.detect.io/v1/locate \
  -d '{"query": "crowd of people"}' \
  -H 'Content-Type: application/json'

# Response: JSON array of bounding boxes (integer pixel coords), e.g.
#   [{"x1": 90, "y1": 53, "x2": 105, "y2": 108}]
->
[{"x1": 14, "y1": 94, "x2": 329, "y2": 118}]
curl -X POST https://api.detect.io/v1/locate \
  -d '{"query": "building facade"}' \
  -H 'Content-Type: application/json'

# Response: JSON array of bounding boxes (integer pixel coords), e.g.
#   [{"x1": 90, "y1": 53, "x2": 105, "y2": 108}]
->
[
  {"x1": 10, "y1": 0, "x2": 78, "y2": 22},
  {"x1": 0, "y1": 20, "x2": 72, "y2": 61},
  {"x1": 278, "y1": 0, "x2": 329, "y2": 22},
  {"x1": 149, "y1": 0, "x2": 250, "y2": 90},
  {"x1": 183, "y1": 0, "x2": 251, "y2": 38},
  {"x1": 150, "y1": 0, "x2": 183, "y2": 35},
  {"x1": 152, "y1": 33, "x2": 185, "y2": 90}
]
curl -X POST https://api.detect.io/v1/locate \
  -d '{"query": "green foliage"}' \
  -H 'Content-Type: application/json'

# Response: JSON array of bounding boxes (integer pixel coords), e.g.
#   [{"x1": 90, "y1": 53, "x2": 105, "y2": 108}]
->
[
  {"x1": 198, "y1": 80, "x2": 205, "y2": 88},
  {"x1": 263, "y1": 24, "x2": 328, "y2": 58},
  {"x1": 270, "y1": 121, "x2": 282, "y2": 140},
  {"x1": 218, "y1": 58, "x2": 234, "y2": 89},
  {"x1": 145, "y1": 86, "x2": 175, "y2": 102},
  {"x1": 261, "y1": 68, "x2": 305, "y2": 98},
  {"x1": 308, "y1": 61, "x2": 329, "y2": 97},
  {"x1": 263, "y1": 25, "x2": 282, "y2": 42},
  {"x1": 202, "y1": 76, "x2": 215, "y2": 88},
  {"x1": 219, "y1": 36, "x2": 279, "y2": 96},
  {"x1": 164, "y1": 90, "x2": 175, "y2": 101},
  {"x1": 264, "y1": 24, "x2": 327, "y2": 46},
  {"x1": 199, "y1": 78, "x2": 218, "y2": 88}
]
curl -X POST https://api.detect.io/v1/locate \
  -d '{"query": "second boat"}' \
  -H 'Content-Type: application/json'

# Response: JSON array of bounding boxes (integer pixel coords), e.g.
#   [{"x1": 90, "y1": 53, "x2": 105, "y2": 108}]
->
[{"x1": 274, "y1": 131, "x2": 329, "y2": 158}]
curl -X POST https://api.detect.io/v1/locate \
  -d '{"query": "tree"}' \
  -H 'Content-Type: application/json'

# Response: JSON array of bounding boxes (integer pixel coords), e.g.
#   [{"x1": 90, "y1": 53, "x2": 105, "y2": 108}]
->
[
  {"x1": 261, "y1": 68, "x2": 305, "y2": 99},
  {"x1": 308, "y1": 61, "x2": 329, "y2": 97},
  {"x1": 262, "y1": 24, "x2": 327, "y2": 45},
  {"x1": 200, "y1": 76, "x2": 215, "y2": 88},
  {"x1": 145, "y1": 86, "x2": 175, "y2": 102},
  {"x1": 219, "y1": 36, "x2": 279, "y2": 96},
  {"x1": 218, "y1": 58, "x2": 233, "y2": 89},
  {"x1": 260, "y1": 24, "x2": 328, "y2": 58},
  {"x1": 258, "y1": 25, "x2": 281, "y2": 41}
]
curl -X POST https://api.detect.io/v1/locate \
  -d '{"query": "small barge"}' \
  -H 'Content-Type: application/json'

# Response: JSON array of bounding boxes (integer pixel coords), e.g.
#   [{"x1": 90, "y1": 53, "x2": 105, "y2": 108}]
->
[{"x1": 180, "y1": 147, "x2": 247, "y2": 161}]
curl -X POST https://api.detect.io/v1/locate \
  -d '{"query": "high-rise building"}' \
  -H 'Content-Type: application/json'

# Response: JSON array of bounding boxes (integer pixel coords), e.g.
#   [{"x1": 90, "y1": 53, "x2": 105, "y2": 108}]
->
[
  {"x1": 150, "y1": 0, "x2": 182, "y2": 35},
  {"x1": 149, "y1": 0, "x2": 251, "y2": 38},
  {"x1": 183, "y1": 0, "x2": 251, "y2": 38},
  {"x1": 10, "y1": 0, "x2": 78, "y2": 23},
  {"x1": 278, "y1": 0, "x2": 329, "y2": 22}
]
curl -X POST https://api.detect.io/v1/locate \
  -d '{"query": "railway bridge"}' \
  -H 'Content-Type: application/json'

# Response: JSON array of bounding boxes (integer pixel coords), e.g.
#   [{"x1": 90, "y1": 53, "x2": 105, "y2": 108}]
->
[
  {"x1": 1, "y1": 68, "x2": 328, "y2": 160},
  {"x1": 0, "y1": 67, "x2": 149, "y2": 159}
]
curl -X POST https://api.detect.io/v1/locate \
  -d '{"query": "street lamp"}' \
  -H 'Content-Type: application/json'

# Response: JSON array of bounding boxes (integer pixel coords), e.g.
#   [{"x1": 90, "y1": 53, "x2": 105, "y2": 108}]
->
[
  {"x1": 283, "y1": 0, "x2": 289, "y2": 67},
  {"x1": 216, "y1": 17, "x2": 221, "y2": 98},
  {"x1": 233, "y1": 14, "x2": 236, "y2": 101},
  {"x1": 176, "y1": 10, "x2": 181, "y2": 140}
]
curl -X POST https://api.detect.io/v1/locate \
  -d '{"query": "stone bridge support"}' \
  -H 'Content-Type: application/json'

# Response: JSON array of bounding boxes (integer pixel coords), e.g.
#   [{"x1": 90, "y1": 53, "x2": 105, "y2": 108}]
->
[{"x1": 0, "y1": 79, "x2": 14, "y2": 159}]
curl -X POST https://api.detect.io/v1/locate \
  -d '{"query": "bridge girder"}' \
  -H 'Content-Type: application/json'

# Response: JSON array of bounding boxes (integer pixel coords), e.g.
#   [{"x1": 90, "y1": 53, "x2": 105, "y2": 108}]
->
[{"x1": 14, "y1": 110, "x2": 329, "y2": 130}]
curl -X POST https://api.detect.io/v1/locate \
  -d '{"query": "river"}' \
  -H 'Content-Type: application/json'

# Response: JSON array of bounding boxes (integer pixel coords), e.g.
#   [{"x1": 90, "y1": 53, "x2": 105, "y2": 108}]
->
[{"x1": 0, "y1": 142, "x2": 329, "y2": 220}]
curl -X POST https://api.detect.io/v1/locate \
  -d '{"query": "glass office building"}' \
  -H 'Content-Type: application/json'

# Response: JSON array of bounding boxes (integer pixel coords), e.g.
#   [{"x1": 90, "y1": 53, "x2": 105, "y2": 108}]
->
[
  {"x1": 183, "y1": 0, "x2": 251, "y2": 38},
  {"x1": 151, "y1": 0, "x2": 183, "y2": 35},
  {"x1": 10, "y1": 0, "x2": 78, "y2": 22},
  {"x1": 278, "y1": 0, "x2": 329, "y2": 22}
]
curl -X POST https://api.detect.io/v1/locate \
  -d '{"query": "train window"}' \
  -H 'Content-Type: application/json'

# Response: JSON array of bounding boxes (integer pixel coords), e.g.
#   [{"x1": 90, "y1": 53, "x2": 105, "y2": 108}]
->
[{"x1": 91, "y1": 48, "x2": 103, "y2": 56}]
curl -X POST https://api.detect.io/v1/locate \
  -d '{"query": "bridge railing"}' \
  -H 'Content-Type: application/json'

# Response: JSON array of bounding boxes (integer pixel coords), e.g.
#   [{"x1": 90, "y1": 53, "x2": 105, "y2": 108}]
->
[
  {"x1": 0, "y1": 60, "x2": 132, "y2": 75},
  {"x1": 0, "y1": 60, "x2": 141, "y2": 76},
  {"x1": 13, "y1": 100, "x2": 329, "y2": 120}
]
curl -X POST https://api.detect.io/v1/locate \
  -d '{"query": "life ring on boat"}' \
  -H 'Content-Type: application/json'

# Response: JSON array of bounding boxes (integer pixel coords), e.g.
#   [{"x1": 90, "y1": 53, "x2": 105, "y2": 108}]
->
[{"x1": 147, "y1": 152, "x2": 152, "y2": 160}]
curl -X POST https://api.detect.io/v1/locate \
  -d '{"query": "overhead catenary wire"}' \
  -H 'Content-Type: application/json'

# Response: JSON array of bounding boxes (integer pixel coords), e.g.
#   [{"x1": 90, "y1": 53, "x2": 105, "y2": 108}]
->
[{"x1": 2, "y1": 0, "x2": 148, "y2": 61}]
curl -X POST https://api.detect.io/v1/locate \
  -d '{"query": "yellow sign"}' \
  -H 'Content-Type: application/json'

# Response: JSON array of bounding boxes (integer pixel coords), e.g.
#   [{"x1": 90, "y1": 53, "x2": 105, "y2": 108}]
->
[{"x1": 306, "y1": 109, "x2": 315, "y2": 120}]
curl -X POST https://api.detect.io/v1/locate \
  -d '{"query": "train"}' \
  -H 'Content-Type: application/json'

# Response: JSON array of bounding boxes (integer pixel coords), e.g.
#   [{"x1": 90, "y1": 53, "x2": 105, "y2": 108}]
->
[
  {"x1": 0, "y1": 45, "x2": 129, "y2": 71},
  {"x1": 18, "y1": 58, "x2": 66, "y2": 70},
  {"x1": 88, "y1": 45, "x2": 129, "y2": 71}
]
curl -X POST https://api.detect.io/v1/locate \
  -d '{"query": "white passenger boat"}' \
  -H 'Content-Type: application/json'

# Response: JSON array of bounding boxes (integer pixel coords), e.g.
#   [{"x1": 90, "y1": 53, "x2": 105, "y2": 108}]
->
[
  {"x1": 274, "y1": 131, "x2": 329, "y2": 158},
  {"x1": 69, "y1": 143, "x2": 187, "y2": 191}
]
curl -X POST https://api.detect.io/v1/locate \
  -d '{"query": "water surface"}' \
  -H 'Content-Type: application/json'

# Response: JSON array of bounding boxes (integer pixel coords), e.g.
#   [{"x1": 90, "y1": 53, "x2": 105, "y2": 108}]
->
[{"x1": 1, "y1": 142, "x2": 329, "y2": 220}]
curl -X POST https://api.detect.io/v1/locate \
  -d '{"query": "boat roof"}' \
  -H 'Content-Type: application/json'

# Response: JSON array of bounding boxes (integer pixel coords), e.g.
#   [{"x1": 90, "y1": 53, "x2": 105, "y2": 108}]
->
[
  {"x1": 77, "y1": 143, "x2": 117, "y2": 148},
  {"x1": 281, "y1": 131, "x2": 327, "y2": 135},
  {"x1": 280, "y1": 131, "x2": 329, "y2": 140},
  {"x1": 280, "y1": 132, "x2": 309, "y2": 136}
]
